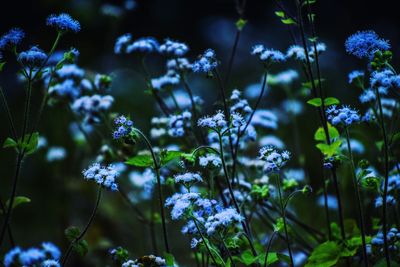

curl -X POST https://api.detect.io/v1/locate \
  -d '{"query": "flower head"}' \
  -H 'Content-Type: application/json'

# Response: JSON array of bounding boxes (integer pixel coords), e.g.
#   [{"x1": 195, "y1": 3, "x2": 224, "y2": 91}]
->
[
  {"x1": 127, "y1": 37, "x2": 159, "y2": 53},
  {"x1": 259, "y1": 146, "x2": 291, "y2": 173},
  {"x1": 326, "y1": 105, "x2": 360, "y2": 126},
  {"x1": 18, "y1": 46, "x2": 47, "y2": 68},
  {"x1": 0, "y1": 28, "x2": 25, "y2": 50},
  {"x1": 198, "y1": 111, "x2": 227, "y2": 129},
  {"x1": 46, "y1": 13, "x2": 81, "y2": 33},
  {"x1": 348, "y1": 70, "x2": 364, "y2": 84},
  {"x1": 159, "y1": 39, "x2": 188, "y2": 57},
  {"x1": 345, "y1": 30, "x2": 390, "y2": 59},
  {"x1": 113, "y1": 115, "x2": 134, "y2": 139},
  {"x1": 192, "y1": 49, "x2": 218, "y2": 73},
  {"x1": 168, "y1": 111, "x2": 192, "y2": 137},
  {"x1": 174, "y1": 172, "x2": 203, "y2": 187},
  {"x1": 251, "y1": 45, "x2": 285, "y2": 63},
  {"x1": 83, "y1": 163, "x2": 120, "y2": 191},
  {"x1": 71, "y1": 95, "x2": 114, "y2": 124}
]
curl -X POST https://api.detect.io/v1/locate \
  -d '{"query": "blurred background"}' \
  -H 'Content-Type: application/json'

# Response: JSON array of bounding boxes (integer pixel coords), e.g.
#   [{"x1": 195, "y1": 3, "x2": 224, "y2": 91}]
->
[{"x1": 1, "y1": 0, "x2": 400, "y2": 265}]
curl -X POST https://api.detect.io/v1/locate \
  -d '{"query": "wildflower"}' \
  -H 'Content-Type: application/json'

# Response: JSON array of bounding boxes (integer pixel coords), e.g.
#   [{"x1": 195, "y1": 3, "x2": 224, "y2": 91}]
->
[
  {"x1": 340, "y1": 139, "x2": 365, "y2": 154},
  {"x1": 83, "y1": 163, "x2": 120, "y2": 191},
  {"x1": 282, "y1": 99, "x2": 303, "y2": 115},
  {"x1": 18, "y1": 46, "x2": 47, "y2": 68},
  {"x1": 370, "y1": 69, "x2": 397, "y2": 94},
  {"x1": 251, "y1": 44, "x2": 285, "y2": 63},
  {"x1": 0, "y1": 28, "x2": 25, "y2": 51},
  {"x1": 204, "y1": 207, "x2": 243, "y2": 235},
  {"x1": 94, "y1": 74, "x2": 112, "y2": 91},
  {"x1": 259, "y1": 135, "x2": 285, "y2": 149},
  {"x1": 168, "y1": 111, "x2": 192, "y2": 137},
  {"x1": 56, "y1": 64, "x2": 85, "y2": 79},
  {"x1": 159, "y1": 39, "x2": 189, "y2": 57},
  {"x1": 251, "y1": 109, "x2": 278, "y2": 129},
  {"x1": 374, "y1": 195, "x2": 396, "y2": 207},
  {"x1": 259, "y1": 146, "x2": 291, "y2": 173},
  {"x1": 114, "y1": 33, "x2": 132, "y2": 54},
  {"x1": 192, "y1": 49, "x2": 218, "y2": 73},
  {"x1": 19, "y1": 248, "x2": 46, "y2": 266},
  {"x1": 41, "y1": 259, "x2": 60, "y2": 267},
  {"x1": 113, "y1": 115, "x2": 134, "y2": 139},
  {"x1": 165, "y1": 192, "x2": 200, "y2": 220},
  {"x1": 126, "y1": 37, "x2": 159, "y2": 53},
  {"x1": 286, "y1": 45, "x2": 306, "y2": 61},
  {"x1": 71, "y1": 95, "x2": 114, "y2": 124},
  {"x1": 348, "y1": 70, "x2": 364, "y2": 84},
  {"x1": 230, "y1": 89, "x2": 252, "y2": 114},
  {"x1": 46, "y1": 13, "x2": 81, "y2": 33},
  {"x1": 269, "y1": 69, "x2": 299, "y2": 85},
  {"x1": 166, "y1": 58, "x2": 192, "y2": 71},
  {"x1": 49, "y1": 79, "x2": 81, "y2": 101},
  {"x1": 41, "y1": 242, "x2": 61, "y2": 260},
  {"x1": 199, "y1": 154, "x2": 222, "y2": 168},
  {"x1": 359, "y1": 89, "x2": 376, "y2": 103},
  {"x1": 174, "y1": 172, "x2": 203, "y2": 187},
  {"x1": 326, "y1": 105, "x2": 360, "y2": 126},
  {"x1": 345, "y1": 30, "x2": 390, "y2": 59},
  {"x1": 46, "y1": 147, "x2": 67, "y2": 162},
  {"x1": 129, "y1": 168, "x2": 158, "y2": 200},
  {"x1": 151, "y1": 70, "x2": 180, "y2": 90},
  {"x1": 4, "y1": 247, "x2": 21, "y2": 267},
  {"x1": 198, "y1": 111, "x2": 227, "y2": 129}
]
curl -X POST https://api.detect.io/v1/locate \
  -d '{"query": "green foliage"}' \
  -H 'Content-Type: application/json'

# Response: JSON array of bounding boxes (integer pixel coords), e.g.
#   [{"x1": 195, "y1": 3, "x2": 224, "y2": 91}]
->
[
  {"x1": 283, "y1": 178, "x2": 298, "y2": 190},
  {"x1": 305, "y1": 241, "x2": 343, "y2": 267},
  {"x1": 65, "y1": 226, "x2": 89, "y2": 256},
  {"x1": 65, "y1": 226, "x2": 81, "y2": 241},
  {"x1": 307, "y1": 97, "x2": 340, "y2": 107},
  {"x1": 235, "y1": 19, "x2": 247, "y2": 31},
  {"x1": 163, "y1": 252, "x2": 175, "y2": 266},
  {"x1": 1, "y1": 196, "x2": 31, "y2": 214},
  {"x1": 73, "y1": 239, "x2": 89, "y2": 256},
  {"x1": 314, "y1": 124, "x2": 339, "y2": 142},
  {"x1": 316, "y1": 140, "x2": 342, "y2": 157},
  {"x1": 232, "y1": 249, "x2": 279, "y2": 266},
  {"x1": 274, "y1": 218, "x2": 285, "y2": 233},
  {"x1": 274, "y1": 11, "x2": 297, "y2": 25},
  {"x1": 3, "y1": 132, "x2": 39, "y2": 155},
  {"x1": 0, "y1": 62, "x2": 6, "y2": 72},
  {"x1": 160, "y1": 150, "x2": 184, "y2": 166},
  {"x1": 125, "y1": 154, "x2": 154, "y2": 167},
  {"x1": 250, "y1": 184, "x2": 270, "y2": 200}
]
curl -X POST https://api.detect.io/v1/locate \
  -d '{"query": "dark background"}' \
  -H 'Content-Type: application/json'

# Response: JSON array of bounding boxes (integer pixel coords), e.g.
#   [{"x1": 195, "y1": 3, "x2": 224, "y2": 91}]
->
[{"x1": 1, "y1": 0, "x2": 399, "y2": 265}]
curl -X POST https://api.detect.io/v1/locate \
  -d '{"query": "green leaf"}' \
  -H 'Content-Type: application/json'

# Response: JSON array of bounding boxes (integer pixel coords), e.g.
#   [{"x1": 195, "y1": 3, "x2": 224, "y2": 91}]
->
[
  {"x1": 307, "y1": 98, "x2": 322, "y2": 107},
  {"x1": 316, "y1": 140, "x2": 342, "y2": 157},
  {"x1": 164, "y1": 252, "x2": 175, "y2": 266},
  {"x1": 3, "y1": 137, "x2": 18, "y2": 149},
  {"x1": 1, "y1": 196, "x2": 31, "y2": 214},
  {"x1": 125, "y1": 154, "x2": 154, "y2": 167},
  {"x1": 281, "y1": 18, "x2": 296, "y2": 25},
  {"x1": 314, "y1": 124, "x2": 339, "y2": 142},
  {"x1": 324, "y1": 97, "x2": 340, "y2": 106},
  {"x1": 73, "y1": 239, "x2": 89, "y2": 256},
  {"x1": 305, "y1": 241, "x2": 341, "y2": 267},
  {"x1": 0, "y1": 62, "x2": 6, "y2": 72},
  {"x1": 160, "y1": 150, "x2": 183, "y2": 166},
  {"x1": 391, "y1": 132, "x2": 400, "y2": 144},
  {"x1": 21, "y1": 132, "x2": 39, "y2": 155},
  {"x1": 257, "y1": 252, "x2": 279, "y2": 265},
  {"x1": 275, "y1": 11, "x2": 285, "y2": 18},
  {"x1": 65, "y1": 226, "x2": 81, "y2": 242},
  {"x1": 274, "y1": 218, "x2": 284, "y2": 233},
  {"x1": 235, "y1": 19, "x2": 247, "y2": 31}
]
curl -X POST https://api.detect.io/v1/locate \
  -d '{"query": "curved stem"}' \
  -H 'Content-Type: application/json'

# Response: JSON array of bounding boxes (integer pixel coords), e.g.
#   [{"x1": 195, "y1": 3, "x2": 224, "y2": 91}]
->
[
  {"x1": 344, "y1": 128, "x2": 369, "y2": 266},
  {"x1": 61, "y1": 186, "x2": 102, "y2": 267},
  {"x1": 192, "y1": 217, "x2": 219, "y2": 266},
  {"x1": 134, "y1": 128, "x2": 170, "y2": 253},
  {"x1": 264, "y1": 231, "x2": 277, "y2": 267},
  {"x1": 0, "y1": 86, "x2": 17, "y2": 140}
]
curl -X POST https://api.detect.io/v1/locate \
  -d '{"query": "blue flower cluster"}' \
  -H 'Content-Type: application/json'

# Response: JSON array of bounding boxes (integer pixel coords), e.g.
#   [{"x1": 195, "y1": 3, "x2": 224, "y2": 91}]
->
[
  {"x1": 199, "y1": 154, "x2": 222, "y2": 168},
  {"x1": 326, "y1": 105, "x2": 360, "y2": 126},
  {"x1": 71, "y1": 94, "x2": 114, "y2": 124},
  {"x1": 174, "y1": 172, "x2": 203, "y2": 187},
  {"x1": 4, "y1": 242, "x2": 61, "y2": 267},
  {"x1": 165, "y1": 192, "x2": 201, "y2": 220},
  {"x1": 192, "y1": 49, "x2": 218, "y2": 73},
  {"x1": 348, "y1": 70, "x2": 364, "y2": 84},
  {"x1": 251, "y1": 44, "x2": 285, "y2": 64},
  {"x1": 46, "y1": 13, "x2": 81, "y2": 33},
  {"x1": 18, "y1": 46, "x2": 47, "y2": 68},
  {"x1": 230, "y1": 89, "x2": 252, "y2": 115},
  {"x1": 198, "y1": 111, "x2": 227, "y2": 129},
  {"x1": 204, "y1": 207, "x2": 243, "y2": 235},
  {"x1": 371, "y1": 228, "x2": 399, "y2": 251},
  {"x1": 159, "y1": 39, "x2": 189, "y2": 57},
  {"x1": 121, "y1": 255, "x2": 166, "y2": 267},
  {"x1": 113, "y1": 115, "x2": 134, "y2": 139},
  {"x1": 114, "y1": 34, "x2": 160, "y2": 54},
  {"x1": 345, "y1": 30, "x2": 390, "y2": 59},
  {"x1": 166, "y1": 58, "x2": 192, "y2": 71},
  {"x1": 82, "y1": 163, "x2": 120, "y2": 191},
  {"x1": 370, "y1": 69, "x2": 400, "y2": 94},
  {"x1": 168, "y1": 111, "x2": 192, "y2": 137},
  {"x1": 259, "y1": 146, "x2": 291, "y2": 173},
  {"x1": 0, "y1": 28, "x2": 25, "y2": 50},
  {"x1": 151, "y1": 70, "x2": 180, "y2": 90},
  {"x1": 286, "y1": 43, "x2": 326, "y2": 62}
]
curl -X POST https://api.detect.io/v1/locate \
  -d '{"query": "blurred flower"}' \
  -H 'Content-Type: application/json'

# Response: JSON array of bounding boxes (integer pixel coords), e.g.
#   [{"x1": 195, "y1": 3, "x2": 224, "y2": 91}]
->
[
  {"x1": 46, "y1": 147, "x2": 67, "y2": 162},
  {"x1": 46, "y1": 13, "x2": 81, "y2": 33}
]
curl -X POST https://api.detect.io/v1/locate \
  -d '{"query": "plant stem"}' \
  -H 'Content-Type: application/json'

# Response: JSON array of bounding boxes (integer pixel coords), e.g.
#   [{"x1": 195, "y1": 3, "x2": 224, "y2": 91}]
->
[
  {"x1": 192, "y1": 217, "x2": 219, "y2": 266},
  {"x1": 344, "y1": 128, "x2": 369, "y2": 266},
  {"x1": 0, "y1": 86, "x2": 17, "y2": 140},
  {"x1": 264, "y1": 231, "x2": 277, "y2": 267},
  {"x1": 276, "y1": 173, "x2": 294, "y2": 266},
  {"x1": 134, "y1": 128, "x2": 170, "y2": 253},
  {"x1": 374, "y1": 86, "x2": 391, "y2": 266},
  {"x1": 61, "y1": 186, "x2": 102, "y2": 266}
]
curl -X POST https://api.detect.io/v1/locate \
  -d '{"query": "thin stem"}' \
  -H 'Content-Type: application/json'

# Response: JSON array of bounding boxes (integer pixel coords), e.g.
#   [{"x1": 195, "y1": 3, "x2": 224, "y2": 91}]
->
[
  {"x1": 134, "y1": 128, "x2": 170, "y2": 253},
  {"x1": 0, "y1": 196, "x2": 15, "y2": 247},
  {"x1": 374, "y1": 86, "x2": 391, "y2": 266},
  {"x1": 264, "y1": 232, "x2": 277, "y2": 267},
  {"x1": 276, "y1": 173, "x2": 294, "y2": 266},
  {"x1": 0, "y1": 86, "x2": 17, "y2": 140},
  {"x1": 192, "y1": 217, "x2": 219, "y2": 266},
  {"x1": 344, "y1": 128, "x2": 369, "y2": 266},
  {"x1": 61, "y1": 186, "x2": 102, "y2": 267}
]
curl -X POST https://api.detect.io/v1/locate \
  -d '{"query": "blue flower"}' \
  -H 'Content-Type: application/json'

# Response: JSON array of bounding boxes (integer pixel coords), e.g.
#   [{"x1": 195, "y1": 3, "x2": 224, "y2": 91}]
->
[
  {"x1": 46, "y1": 147, "x2": 67, "y2": 162},
  {"x1": 114, "y1": 33, "x2": 132, "y2": 54},
  {"x1": 159, "y1": 39, "x2": 189, "y2": 57},
  {"x1": 165, "y1": 192, "x2": 200, "y2": 220},
  {"x1": 204, "y1": 207, "x2": 243, "y2": 235},
  {"x1": 83, "y1": 163, "x2": 120, "y2": 191},
  {"x1": 192, "y1": 49, "x2": 218, "y2": 73},
  {"x1": 46, "y1": 13, "x2": 81, "y2": 33},
  {"x1": 326, "y1": 105, "x2": 360, "y2": 126},
  {"x1": 345, "y1": 30, "x2": 390, "y2": 59},
  {"x1": 41, "y1": 259, "x2": 61, "y2": 267},
  {"x1": 41, "y1": 242, "x2": 61, "y2": 260},
  {"x1": 348, "y1": 70, "x2": 364, "y2": 84},
  {"x1": 199, "y1": 154, "x2": 221, "y2": 168},
  {"x1": 259, "y1": 146, "x2": 291, "y2": 173},
  {"x1": 251, "y1": 44, "x2": 285, "y2": 63},
  {"x1": 19, "y1": 248, "x2": 46, "y2": 266},
  {"x1": 359, "y1": 89, "x2": 376, "y2": 103},
  {"x1": 174, "y1": 172, "x2": 203, "y2": 185},
  {"x1": 198, "y1": 111, "x2": 227, "y2": 129},
  {"x1": 113, "y1": 115, "x2": 134, "y2": 139},
  {"x1": 18, "y1": 46, "x2": 47, "y2": 68},
  {"x1": 72, "y1": 95, "x2": 114, "y2": 124},
  {"x1": 127, "y1": 37, "x2": 159, "y2": 53},
  {"x1": 0, "y1": 28, "x2": 25, "y2": 50},
  {"x1": 49, "y1": 79, "x2": 81, "y2": 100},
  {"x1": 151, "y1": 70, "x2": 180, "y2": 90},
  {"x1": 230, "y1": 89, "x2": 252, "y2": 114},
  {"x1": 3, "y1": 247, "x2": 21, "y2": 267},
  {"x1": 168, "y1": 111, "x2": 192, "y2": 137}
]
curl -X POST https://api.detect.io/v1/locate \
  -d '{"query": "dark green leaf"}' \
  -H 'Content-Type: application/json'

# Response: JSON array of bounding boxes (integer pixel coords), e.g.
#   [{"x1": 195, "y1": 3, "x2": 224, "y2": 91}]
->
[
  {"x1": 1, "y1": 196, "x2": 31, "y2": 214},
  {"x1": 125, "y1": 154, "x2": 154, "y2": 167},
  {"x1": 164, "y1": 252, "x2": 175, "y2": 266},
  {"x1": 0, "y1": 62, "x2": 6, "y2": 72},
  {"x1": 3, "y1": 137, "x2": 18, "y2": 149},
  {"x1": 235, "y1": 19, "x2": 247, "y2": 31},
  {"x1": 307, "y1": 98, "x2": 322, "y2": 107},
  {"x1": 324, "y1": 97, "x2": 340, "y2": 106},
  {"x1": 281, "y1": 18, "x2": 296, "y2": 25},
  {"x1": 73, "y1": 239, "x2": 89, "y2": 256},
  {"x1": 21, "y1": 132, "x2": 39, "y2": 155},
  {"x1": 305, "y1": 241, "x2": 341, "y2": 267},
  {"x1": 65, "y1": 226, "x2": 81, "y2": 242},
  {"x1": 160, "y1": 150, "x2": 183, "y2": 166}
]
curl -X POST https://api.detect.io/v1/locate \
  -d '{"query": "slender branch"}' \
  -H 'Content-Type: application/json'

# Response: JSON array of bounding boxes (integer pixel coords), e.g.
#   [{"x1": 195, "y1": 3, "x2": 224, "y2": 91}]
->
[
  {"x1": 264, "y1": 231, "x2": 277, "y2": 267},
  {"x1": 0, "y1": 86, "x2": 17, "y2": 140}
]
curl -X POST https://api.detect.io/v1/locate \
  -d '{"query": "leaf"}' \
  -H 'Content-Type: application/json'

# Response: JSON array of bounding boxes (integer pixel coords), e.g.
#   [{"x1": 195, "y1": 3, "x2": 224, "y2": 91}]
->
[
  {"x1": 307, "y1": 98, "x2": 322, "y2": 107},
  {"x1": 275, "y1": 11, "x2": 285, "y2": 18},
  {"x1": 240, "y1": 250, "x2": 258, "y2": 265},
  {"x1": 324, "y1": 97, "x2": 340, "y2": 106},
  {"x1": 235, "y1": 19, "x2": 247, "y2": 31},
  {"x1": 257, "y1": 252, "x2": 279, "y2": 265},
  {"x1": 0, "y1": 62, "x2": 6, "y2": 72},
  {"x1": 21, "y1": 132, "x2": 39, "y2": 155},
  {"x1": 273, "y1": 218, "x2": 284, "y2": 233},
  {"x1": 164, "y1": 252, "x2": 175, "y2": 266},
  {"x1": 305, "y1": 241, "x2": 341, "y2": 267},
  {"x1": 1, "y1": 196, "x2": 31, "y2": 214},
  {"x1": 314, "y1": 124, "x2": 339, "y2": 142},
  {"x1": 65, "y1": 226, "x2": 81, "y2": 242},
  {"x1": 316, "y1": 140, "x2": 342, "y2": 157},
  {"x1": 72, "y1": 239, "x2": 89, "y2": 256},
  {"x1": 3, "y1": 137, "x2": 18, "y2": 149},
  {"x1": 160, "y1": 150, "x2": 183, "y2": 166},
  {"x1": 125, "y1": 154, "x2": 154, "y2": 167},
  {"x1": 281, "y1": 18, "x2": 296, "y2": 25}
]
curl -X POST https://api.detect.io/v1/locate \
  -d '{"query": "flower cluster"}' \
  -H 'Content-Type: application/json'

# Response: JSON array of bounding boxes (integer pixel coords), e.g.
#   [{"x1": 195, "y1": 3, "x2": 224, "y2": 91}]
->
[
  {"x1": 46, "y1": 13, "x2": 81, "y2": 33},
  {"x1": 168, "y1": 111, "x2": 192, "y2": 137},
  {"x1": 114, "y1": 34, "x2": 160, "y2": 54},
  {"x1": 251, "y1": 44, "x2": 285, "y2": 64},
  {"x1": 122, "y1": 255, "x2": 167, "y2": 267},
  {"x1": 71, "y1": 94, "x2": 114, "y2": 124},
  {"x1": 198, "y1": 111, "x2": 227, "y2": 129},
  {"x1": 204, "y1": 207, "x2": 243, "y2": 235},
  {"x1": 286, "y1": 43, "x2": 326, "y2": 62},
  {"x1": 199, "y1": 153, "x2": 221, "y2": 168},
  {"x1": 192, "y1": 49, "x2": 218, "y2": 73},
  {"x1": 348, "y1": 70, "x2": 364, "y2": 84},
  {"x1": 259, "y1": 146, "x2": 291, "y2": 173},
  {"x1": 165, "y1": 192, "x2": 200, "y2": 220},
  {"x1": 371, "y1": 228, "x2": 399, "y2": 251},
  {"x1": 0, "y1": 28, "x2": 25, "y2": 50},
  {"x1": 3, "y1": 242, "x2": 61, "y2": 267},
  {"x1": 18, "y1": 46, "x2": 47, "y2": 68},
  {"x1": 370, "y1": 69, "x2": 400, "y2": 94},
  {"x1": 82, "y1": 163, "x2": 119, "y2": 191},
  {"x1": 113, "y1": 115, "x2": 134, "y2": 139},
  {"x1": 230, "y1": 89, "x2": 252, "y2": 115},
  {"x1": 326, "y1": 105, "x2": 361, "y2": 126},
  {"x1": 345, "y1": 30, "x2": 390, "y2": 59},
  {"x1": 174, "y1": 172, "x2": 203, "y2": 187},
  {"x1": 151, "y1": 70, "x2": 180, "y2": 90},
  {"x1": 159, "y1": 39, "x2": 189, "y2": 57}
]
